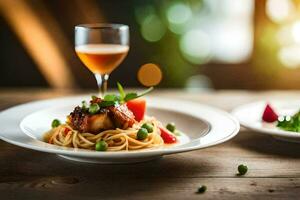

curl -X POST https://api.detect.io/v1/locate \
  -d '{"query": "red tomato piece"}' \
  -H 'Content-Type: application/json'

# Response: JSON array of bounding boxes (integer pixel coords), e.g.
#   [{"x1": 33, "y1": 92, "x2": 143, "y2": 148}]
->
[
  {"x1": 126, "y1": 98, "x2": 146, "y2": 122},
  {"x1": 262, "y1": 104, "x2": 278, "y2": 123},
  {"x1": 64, "y1": 127, "x2": 71, "y2": 135},
  {"x1": 159, "y1": 127, "x2": 177, "y2": 144}
]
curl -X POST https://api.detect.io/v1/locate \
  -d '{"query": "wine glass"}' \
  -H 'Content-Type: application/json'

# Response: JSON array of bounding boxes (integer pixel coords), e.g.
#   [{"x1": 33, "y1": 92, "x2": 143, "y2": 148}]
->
[{"x1": 75, "y1": 23, "x2": 129, "y2": 96}]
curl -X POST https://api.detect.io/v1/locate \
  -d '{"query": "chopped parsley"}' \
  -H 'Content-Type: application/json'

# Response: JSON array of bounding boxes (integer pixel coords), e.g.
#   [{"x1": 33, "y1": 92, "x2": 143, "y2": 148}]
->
[
  {"x1": 277, "y1": 110, "x2": 300, "y2": 132},
  {"x1": 81, "y1": 82, "x2": 153, "y2": 114}
]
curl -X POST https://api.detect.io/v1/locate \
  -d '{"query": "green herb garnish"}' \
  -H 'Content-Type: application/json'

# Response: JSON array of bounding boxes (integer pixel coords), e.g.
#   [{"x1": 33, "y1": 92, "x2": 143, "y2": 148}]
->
[
  {"x1": 117, "y1": 82, "x2": 126, "y2": 100},
  {"x1": 103, "y1": 94, "x2": 120, "y2": 102},
  {"x1": 99, "y1": 82, "x2": 152, "y2": 107},
  {"x1": 80, "y1": 83, "x2": 153, "y2": 114},
  {"x1": 89, "y1": 103, "x2": 100, "y2": 114},
  {"x1": 277, "y1": 111, "x2": 300, "y2": 132},
  {"x1": 123, "y1": 87, "x2": 154, "y2": 102},
  {"x1": 81, "y1": 101, "x2": 88, "y2": 112},
  {"x1": 99, "y1": 101, "x2": 119, "y2": 107}
]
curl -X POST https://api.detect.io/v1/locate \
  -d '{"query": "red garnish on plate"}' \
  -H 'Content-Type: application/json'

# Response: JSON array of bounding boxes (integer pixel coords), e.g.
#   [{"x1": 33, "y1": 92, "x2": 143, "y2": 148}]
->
[
  {"x1": 126, "y1": 98, "x2": 146, "y2": 122},
  {"x1": 64, "y1": 127, "x2": 71, "y2": 135},
  {"x1": 159, "y1": 127, "x2": 177, "y2": 144},
  {"x1": 48, "y1": 138, "x2": 53, "y2": 144},
  {"x1": 262, "y1": 104, "x2": 278, "y2": 123}
]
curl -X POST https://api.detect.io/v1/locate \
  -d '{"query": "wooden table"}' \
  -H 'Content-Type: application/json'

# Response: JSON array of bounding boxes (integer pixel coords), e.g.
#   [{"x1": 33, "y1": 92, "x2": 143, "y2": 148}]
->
[{"x1": 0, "y1": 89, "x2": 300, "y2": 199}]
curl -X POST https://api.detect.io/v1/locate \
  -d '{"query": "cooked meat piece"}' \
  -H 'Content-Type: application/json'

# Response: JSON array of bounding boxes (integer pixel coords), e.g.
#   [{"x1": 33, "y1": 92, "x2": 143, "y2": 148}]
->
[
  {"x1": 67, "y1": 106, "x2": 88, "y2": 132},
  {"x1": 87, "y1": 112, "x2": 114, "y2": 133},
  {"x1": 68, "y1": 106, "x2": 114, "y2": 133},
  {"x1": 108, "y1": 104, "x2": 136, "y2": 129},
  {"x1": 68, "y1": 97, "x2": 136, "y2": 133},
  {"x1": 91, "y1": 96, "x2": 136, "y2": 129}
]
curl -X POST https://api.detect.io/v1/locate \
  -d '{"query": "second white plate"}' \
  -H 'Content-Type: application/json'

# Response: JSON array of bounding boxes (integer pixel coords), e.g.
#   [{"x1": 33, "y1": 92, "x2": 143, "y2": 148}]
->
[{"x1": 232, "y1": 100, "x2": 300, "y2": 143}]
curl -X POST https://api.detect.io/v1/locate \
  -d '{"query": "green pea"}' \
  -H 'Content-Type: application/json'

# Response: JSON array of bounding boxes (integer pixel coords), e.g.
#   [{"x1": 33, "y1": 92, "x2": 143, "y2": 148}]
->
[
  {"x1": 166, "y1": 123, "x2": 176, "y2": 132},
  {"x1": 137, "y1": 128, "x2": 148, "y2": 140},
  {"x1": 238, "y1": 164, "x2": 248, "y2": 175},
  {"x1": 51, "y1": 119, "x2": 61, "y2": 128},
  {"x1": 95, "y1": 140, "x2": 108, "y2": 151},
  {"x1": 141, "y1": 123, "x2": 154, "y2": 133},
  {"x1": 196, "y1": 185, "x2": 207, "y2": 194},
  {"x1": 89, "y1": 103, "x2": 100, "y2": 114}
]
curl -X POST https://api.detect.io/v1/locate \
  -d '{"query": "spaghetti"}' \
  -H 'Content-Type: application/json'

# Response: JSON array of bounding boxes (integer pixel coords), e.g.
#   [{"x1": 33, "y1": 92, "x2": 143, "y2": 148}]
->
[{"x1": 44, "y1": 118, "x2": 164, "y2": 151}]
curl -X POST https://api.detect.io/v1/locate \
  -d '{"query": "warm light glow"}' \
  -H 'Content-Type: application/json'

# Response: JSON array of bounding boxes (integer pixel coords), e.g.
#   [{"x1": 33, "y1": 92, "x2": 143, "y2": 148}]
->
[
  {"x1": 277, "y1": 25, "x2": 294, "y2": 46},
  {"x1": 213, "y1": 22, "x2": 253, "y2": 63},
  {"x1": 0, "y1": 0, "x2": 75, "y2": 88},
  {"x1": 179, "y1": 29, "x2": 212, "y2": 64},
  {"x1": 278, "y1": 45, "x2": 300, "y2": 68},
  {"x1": 138, "y1": 63, "x2": 162, "y2": 86},
  {"x1": 292, "y1": 21, "x2": 300, "y2": 44},
  {"x1": 141, "y1": 14, "x2": 166, "y2": 42},
  {"x1": 222, "y1": 0, "x2": 253, "y2": 16},
  {"x1": 266, "y1": 0, "x2": 294, "y2": 23}
]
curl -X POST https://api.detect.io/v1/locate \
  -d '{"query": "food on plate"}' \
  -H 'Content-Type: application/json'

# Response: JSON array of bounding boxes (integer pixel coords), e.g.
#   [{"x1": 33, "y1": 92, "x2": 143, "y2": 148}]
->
[
  {"x1": 277, "y1": 110, "x2": 300, "y2": 132},
  {"x1": 44, "y1": 83, "x2": 179, "y2": 151},
  {"x1": 262, "y1": 103, "x2": 300, "y2": 133},
  {"x1": 262, "y1": 104, "x2": 278, "y2": 123}
]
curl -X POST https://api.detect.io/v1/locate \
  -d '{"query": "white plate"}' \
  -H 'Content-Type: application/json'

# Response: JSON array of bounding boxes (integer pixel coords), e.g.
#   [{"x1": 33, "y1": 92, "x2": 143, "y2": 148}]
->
[
  {"x1": 0, "y1": 96, "x2": 239, "y2": 163},
  {"x1": 232, "y1": 100, "x2": 300, "y2": 143}
]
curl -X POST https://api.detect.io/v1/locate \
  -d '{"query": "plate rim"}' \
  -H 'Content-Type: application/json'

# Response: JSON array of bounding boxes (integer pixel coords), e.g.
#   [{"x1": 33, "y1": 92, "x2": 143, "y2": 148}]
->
[
  {"x1": 232, "y1": 100, "x2": 300, "y2": 138},
  {"x1": 0, "y1": 95, "x2": 240, "y2": 157}
]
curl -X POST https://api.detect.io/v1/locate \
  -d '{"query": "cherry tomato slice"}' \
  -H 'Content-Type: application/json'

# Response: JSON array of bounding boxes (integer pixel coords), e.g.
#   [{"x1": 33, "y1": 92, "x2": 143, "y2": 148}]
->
[
  {"x1": 126, "y1": 98, "x2": 146, "y2": 122},
  {"x1": 64, "y1": 127, "x2": 71, "y2": 135},
  {"x1": 159, "y1": 127, "x2": 177, "y2": 144}
]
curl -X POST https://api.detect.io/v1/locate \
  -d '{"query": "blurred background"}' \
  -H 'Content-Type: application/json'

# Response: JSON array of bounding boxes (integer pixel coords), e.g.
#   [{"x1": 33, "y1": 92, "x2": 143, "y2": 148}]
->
[{"x1": 1, "y1": 0, "x2": 300, "y2": 91}]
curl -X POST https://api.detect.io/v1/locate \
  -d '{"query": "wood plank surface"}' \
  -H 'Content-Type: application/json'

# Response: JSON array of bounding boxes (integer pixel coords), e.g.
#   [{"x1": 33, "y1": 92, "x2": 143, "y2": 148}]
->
[{"x1": 0, "y1": 89, "x2": 300, "y2": 199}]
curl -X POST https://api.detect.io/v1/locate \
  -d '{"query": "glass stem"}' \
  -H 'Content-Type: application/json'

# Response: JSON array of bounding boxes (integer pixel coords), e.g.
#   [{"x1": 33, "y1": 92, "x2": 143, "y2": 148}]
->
[{"x1": 95, "y1": 73, "x2": 109, "y2": 97}]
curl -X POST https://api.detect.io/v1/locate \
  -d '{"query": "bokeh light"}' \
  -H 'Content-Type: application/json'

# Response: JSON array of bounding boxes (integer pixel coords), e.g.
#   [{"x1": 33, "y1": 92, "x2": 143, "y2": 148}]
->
[
  {"x1": 213, "y1": 23, "x2": 252, "y2": 63},
  {"x1": 292, "y1": 21, "x2": 300, "y2": 44},
  {"x1": 138, "y1": 63, "x2": 163, "y2": 86},
  {"x1": 141, "y1": 14, "x2": 166, "y2": 42},
  {"x1": 185, "y1": 75, "x2": 212, "y2": 92},
  {"x1": 167, "y1": 3, "x2": 192, "y2": 24},
  {"x1": 134, "y1": 5, "x2": 155, "y2": 25},
  {"x1": 266, "y1": 0, "x2": 294, "y2": 23},
  {"x1": 166, "y1": 2, "x2": 192, "y2": 34},
  {"x1": 168, "y1": 23, "x2": 187, "y2": 35},
  {"x1": 277, "y1": 25, "x2": 294, "y2": 46},
  {"x1": 222, "y1": 0, "x2": 253, "y2": 16},
  {"x1": 179, "y1": 29, "x2": 212, "y2": 64},
  {"x1": 278, "y1": 45, "x2": 300, "y2": 68}
]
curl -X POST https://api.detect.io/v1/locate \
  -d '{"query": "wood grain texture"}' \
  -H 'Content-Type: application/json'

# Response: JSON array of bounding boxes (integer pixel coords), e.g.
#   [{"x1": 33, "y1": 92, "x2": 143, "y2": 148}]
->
[{"x1": 0, "y1": 89, "x2": 300, "y2": 199}]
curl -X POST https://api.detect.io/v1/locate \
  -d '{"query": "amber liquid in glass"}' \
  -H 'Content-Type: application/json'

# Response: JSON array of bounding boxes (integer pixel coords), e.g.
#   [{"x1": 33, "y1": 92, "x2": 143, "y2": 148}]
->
[{"x1": 75, "y1": 44, "x2": 129, "y2": 74}]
